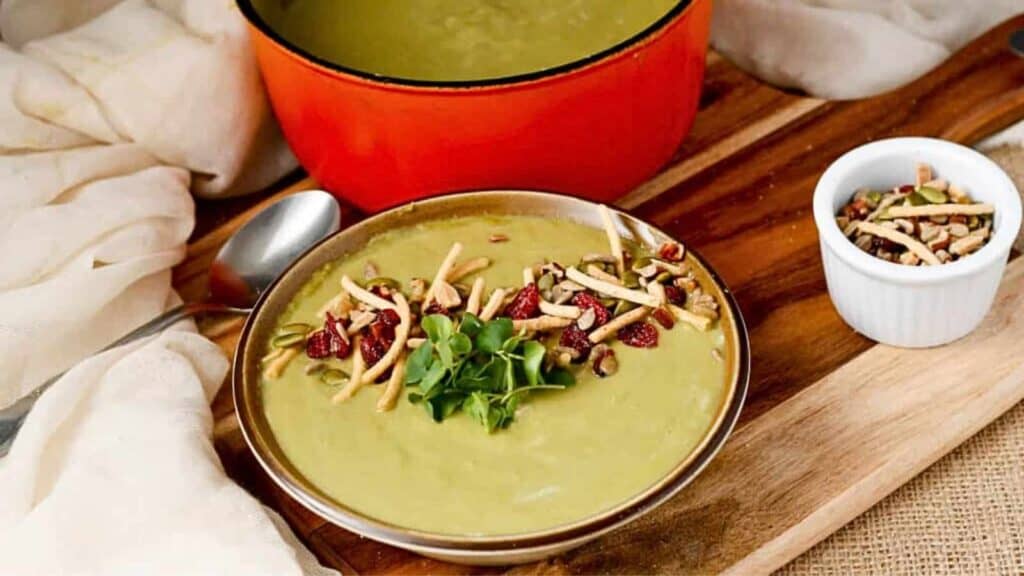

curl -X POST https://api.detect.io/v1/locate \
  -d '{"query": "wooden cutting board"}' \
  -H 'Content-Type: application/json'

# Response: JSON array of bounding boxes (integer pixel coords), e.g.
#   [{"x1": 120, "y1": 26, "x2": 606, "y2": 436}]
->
[{"x1": 175, "y1": 15, "x2": 1024, "y2": 575}]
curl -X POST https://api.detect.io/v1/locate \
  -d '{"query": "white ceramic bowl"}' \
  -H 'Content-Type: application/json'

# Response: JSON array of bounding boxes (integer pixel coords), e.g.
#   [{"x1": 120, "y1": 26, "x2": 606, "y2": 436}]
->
[{"x1": 813, "y1": 137, "x2": 1022, "y2": 348}]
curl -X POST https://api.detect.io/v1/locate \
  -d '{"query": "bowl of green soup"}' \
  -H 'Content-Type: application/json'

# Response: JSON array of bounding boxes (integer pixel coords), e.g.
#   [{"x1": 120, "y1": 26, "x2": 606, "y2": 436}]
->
[
  {"x1": 234, "y1": 191, "x2": 749, "y2": 564},
  {"x1": 237, "y1": 0, "x2": 712, "y2": 212}
]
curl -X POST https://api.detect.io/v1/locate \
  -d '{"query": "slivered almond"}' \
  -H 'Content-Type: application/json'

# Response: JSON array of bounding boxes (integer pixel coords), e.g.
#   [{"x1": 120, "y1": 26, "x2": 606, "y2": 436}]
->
[
  {"x1": 447, "y1": 257, "x2": 490, "y2": 283},
  {"x1": 539, "y1": 300, "x2": 581, "y2": 319},
  {"x1": 479, "y1": 288, "x2": 507, "y2": 321},
  {"x1": 598, "y1": 204, "x2": 625, "y2": 277},
  {"x1": 263, "y1": 347, "x2": 299, "y2": 379},
  {"x1": 566, "y1": 267, "x2": 661, "y2": 308},
  {"x1": 432, "y1": 280, "x2": 462, "y2": 309},
  {"x1": 522, "y1": 266, "x2": 535, "y2": 286},
  {"x1": 341, "y1": 275, "x2": 395, "y2": 310},
  {"x1": 422, "y1": 242, "x2": 463, "y2": 308},
  {"x1": 512, "y1": 315, "x2": 574, "y2": 332},
  {"x1": 585, "y1": 264, "x2": 622, "y2": 286},
  {"x1": 950, "y1": 235, "x2": 985, "y2": 256},
  {"x1": 915, "y1": 163, "x2": 932, "y2": 187},
  {"x1": 857, "y1": 221, "x2": 941, "y2": 265},
  {"x1": 331, "y1": 340, "x2": 365, "y2": 403},
  {"x1": 588, "y1": 307, "x2": 650, "y2": 343},
  {"x1": 884, "y1": 204, "x2": 995, "y2": 218},
  {"x1": 466, "y1": 277, "x2": 485, "y2": 316},
  {"x1": 375, "y1": 354, "x2": 407, "y2": 412},
  {"x1": 669, "y1": 305, "x2": 712, "y2": 331}
]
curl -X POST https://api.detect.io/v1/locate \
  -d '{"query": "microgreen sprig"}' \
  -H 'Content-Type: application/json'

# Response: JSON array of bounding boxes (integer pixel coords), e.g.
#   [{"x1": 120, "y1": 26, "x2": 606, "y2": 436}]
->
[{"x1": 404, "y1": 313, "x2": 575, "y2": 432}]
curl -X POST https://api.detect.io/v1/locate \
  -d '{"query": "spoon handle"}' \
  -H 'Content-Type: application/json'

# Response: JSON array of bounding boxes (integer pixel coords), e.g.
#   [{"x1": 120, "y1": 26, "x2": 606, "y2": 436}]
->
[{"x1": 0, "y1": 302, "x2": 250, "y2": 457}]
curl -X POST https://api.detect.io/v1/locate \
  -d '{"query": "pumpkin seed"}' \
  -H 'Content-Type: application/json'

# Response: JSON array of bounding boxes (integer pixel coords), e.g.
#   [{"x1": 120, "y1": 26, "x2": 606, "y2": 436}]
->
[
  {"x1": 916, "y1": 186, "x2": 948, "y2": 204},
  {"x1": 272, "y1": 333, "x2": 306, "y2": 349},
  {"x1": 622, "y1": 271, "x2": 641, "y2": 289},
  {"x1": 654, "y1": 271, "x2": 673, "y2": 284},
  {"x1": 304, "y1": 361, "x2": 327, "y2": 375},
  {"x1": 630, "y1": 256, "x2": 654, "y2": 272},
  {"x1": 279, "y1": 322, "x2": 312, "y2": 336},
  {"x1": 906, "y1": 192, "x2": 928, "y2": 206},
  {"x1": 366, "y1": 276, "x2": 401, "y2": 291},
  {"x1": 866, "y1": 190, "x2": 883, "y2": 207},
  {"x1": 613, "y1": 300, "x2": 639, "y2": 317},
  {"x1": 537, "y1": 272, "x2": 555, "y2": 292},
  {"x1": 320, "y1": 368, "x2": 349, "y2": 386}
]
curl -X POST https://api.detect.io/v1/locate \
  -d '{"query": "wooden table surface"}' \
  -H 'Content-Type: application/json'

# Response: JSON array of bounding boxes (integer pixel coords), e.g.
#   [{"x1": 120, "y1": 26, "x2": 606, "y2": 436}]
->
[{"x1": 174, "y1": 15, "x2": 1024, "y2": 575}]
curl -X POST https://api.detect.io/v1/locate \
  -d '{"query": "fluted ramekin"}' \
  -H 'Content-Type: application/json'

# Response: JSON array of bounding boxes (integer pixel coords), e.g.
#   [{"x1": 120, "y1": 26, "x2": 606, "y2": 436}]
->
[{"x1": 813, "y1": 138, "x2": 1021, "y2": 348}]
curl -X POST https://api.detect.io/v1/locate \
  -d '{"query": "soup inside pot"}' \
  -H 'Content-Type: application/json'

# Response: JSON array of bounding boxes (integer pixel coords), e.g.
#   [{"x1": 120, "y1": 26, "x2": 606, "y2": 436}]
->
[{"x1": 251, "y1": 0, "x2": 681, "y2": 82}]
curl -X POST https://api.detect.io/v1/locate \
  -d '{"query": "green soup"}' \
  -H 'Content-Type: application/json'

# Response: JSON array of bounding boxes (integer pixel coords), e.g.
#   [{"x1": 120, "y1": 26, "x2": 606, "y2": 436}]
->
[
  {"x1": 252, "y1": 0, "x2": 680, "y2": 81},
  {"x1": 261, "y1": 215, "x2": 728, "y2": 535}
]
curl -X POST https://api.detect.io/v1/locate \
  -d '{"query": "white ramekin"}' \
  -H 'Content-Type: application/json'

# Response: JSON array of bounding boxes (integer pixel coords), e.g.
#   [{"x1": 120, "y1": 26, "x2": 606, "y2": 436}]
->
[{"x1": 813, "y1": 137, "x2": 1022, "y2": 348}]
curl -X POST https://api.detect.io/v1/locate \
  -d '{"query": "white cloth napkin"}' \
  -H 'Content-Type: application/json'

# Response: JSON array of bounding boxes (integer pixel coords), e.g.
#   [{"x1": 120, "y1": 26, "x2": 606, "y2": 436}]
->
[
  {"x1": 0, "y1": 329, "x2": 334, "y2": 576},
  {"x1": 0, "y1": 1, "x2": 334, "y2": 575},
  {"x1": 712, "y1": 0, "x2": 1023, "y2": 100}
]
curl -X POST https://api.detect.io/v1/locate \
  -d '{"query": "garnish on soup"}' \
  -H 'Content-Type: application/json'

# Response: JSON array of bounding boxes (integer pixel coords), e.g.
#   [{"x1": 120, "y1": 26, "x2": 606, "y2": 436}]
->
[
  {"x1": 836, "y1": 162, "x2": 994, "y2": 265},
  {"x1": 262, "y1": 205, "x2": 720, "y2": 433}
]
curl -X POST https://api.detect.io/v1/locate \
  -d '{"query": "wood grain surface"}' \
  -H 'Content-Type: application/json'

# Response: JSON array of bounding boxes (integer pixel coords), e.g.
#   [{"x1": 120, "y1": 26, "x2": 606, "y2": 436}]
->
[{"x1": 179, "y1": 15, "x2": 1024, "y2": 575}]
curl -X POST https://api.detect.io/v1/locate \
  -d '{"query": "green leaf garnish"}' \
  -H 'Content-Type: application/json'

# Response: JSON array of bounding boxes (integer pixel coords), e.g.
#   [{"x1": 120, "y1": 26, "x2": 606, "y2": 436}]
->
[
  {"x1": 522, "y1": 340, "x2": 546, "y2": 387},
  {"x1": 459, "y1": 313, "x2": 483, "y2": 337},
  {"x1": 418, "y1": 361, "x2": 446, "y2": 395},
  {"x1": 405, "y1": 313, "x2": 577, "y2": 433},
  {"x1": 476, "y1": 317, "x2": 513, "y2": 354},
  {"x1": 450, "y1": 332, "x2": 473, "y2": 356},
  {"x1": 405, "y1": 340, "x2": 434, "y2": 384},
  {"x1": 422, "y1": 314, "x2": 453, "y2": 344}
]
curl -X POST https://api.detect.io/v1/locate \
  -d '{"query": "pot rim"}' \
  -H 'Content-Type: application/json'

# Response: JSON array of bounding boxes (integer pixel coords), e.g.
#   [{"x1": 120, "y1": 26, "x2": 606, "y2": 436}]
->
[
  {"x1": 235, "y1": 0, "x2": 695, "y2": 90},
  {"x1": 232, "y1": 190, "x2": 750, "y2": 552}
]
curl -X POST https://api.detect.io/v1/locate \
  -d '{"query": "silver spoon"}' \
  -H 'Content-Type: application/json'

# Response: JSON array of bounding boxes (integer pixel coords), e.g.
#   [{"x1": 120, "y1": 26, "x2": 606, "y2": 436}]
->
[
  {"x1": 0, "y1": 190, "x2": 341, "y2": 456},
  {"x1": 1011, "y1": 28, "x2": 1024, "y2": 58}
]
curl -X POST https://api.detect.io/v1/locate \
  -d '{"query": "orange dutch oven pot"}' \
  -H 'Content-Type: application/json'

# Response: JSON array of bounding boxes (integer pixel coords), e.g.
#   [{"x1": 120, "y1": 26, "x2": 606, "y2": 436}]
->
[{"x1": 237, "y1": 1, "x2": 712, "y2": 213}]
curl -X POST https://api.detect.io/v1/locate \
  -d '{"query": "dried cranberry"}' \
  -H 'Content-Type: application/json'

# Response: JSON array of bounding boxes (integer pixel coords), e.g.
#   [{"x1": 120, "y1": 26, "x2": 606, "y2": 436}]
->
[
  {"x1": 369, "y1": 320, "x2": 395, "y2": 343},
  {"x1": 504, "y1": 283, "x2": 540, "y2": 320},
  {"x1": 652, "y1": 308, "x2": 675, "y2": 330},
  {"x1": 366, "y1": 311, "x2": 397, "y2": 347},
  {"x1": 324, "y1": 312, "x2": 343, "y2": 335},
  {"x1": 663, "y1": 285, "x2": 687, "y2": 306},
  {"x1": 305, "y1": 330, "x2": 333, "y2": 359},
  {"x1": 558, "y1": 324, "x2": 592, "y2": 361},
  {"x1": 360, "y1": 334, "x2": 388, "y2": 368},
  {"x1": 318, "y1": 313, "x2": 352, "y2": 359},
  {"x1": 618, "y1": 321, "x2": 659, "y2": 348},
  {"x1": 898, "y1": 184, "x2": 916, "y2": 193},
  {"x1": 570, "y1": 292, "x2": 610, "y2": 327},
  {"x1": 369, "y1": 285, "x2": 394, "y2": 301},
  {"x1": 307, "y1": 329, "x2": 351, "y2": 360},
  {"x1": 377, "y1": 308, "x2": 401, "y2": 327}
]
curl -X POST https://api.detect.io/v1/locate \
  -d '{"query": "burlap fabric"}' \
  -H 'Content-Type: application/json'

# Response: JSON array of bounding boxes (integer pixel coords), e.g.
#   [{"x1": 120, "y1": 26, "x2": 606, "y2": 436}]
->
[{"x1": 780, "y1": 147, "x2": 1024, "y2": 575}]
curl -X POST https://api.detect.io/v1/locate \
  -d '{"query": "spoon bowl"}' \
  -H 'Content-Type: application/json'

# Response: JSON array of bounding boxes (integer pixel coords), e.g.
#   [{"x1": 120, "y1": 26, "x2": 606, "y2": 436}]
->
[{"x1": 211, "y1": 191, "x2": 342, "y2": 308}]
